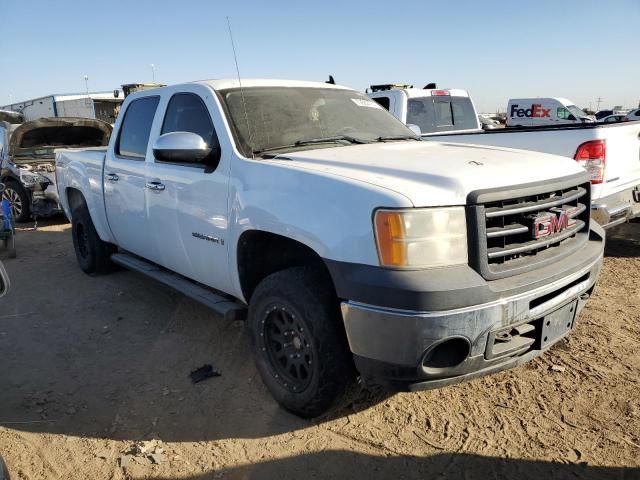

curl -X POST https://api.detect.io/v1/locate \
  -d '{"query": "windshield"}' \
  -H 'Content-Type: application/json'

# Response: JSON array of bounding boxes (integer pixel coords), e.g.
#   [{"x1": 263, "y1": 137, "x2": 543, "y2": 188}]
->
[
  {"x1": 567, "y1": 105, "x2": 588, "y2": 118},
  {"x1": 406, "y1": 96, "x2": 478, "y2": 134},
  {"x1": 219, "y1": 87, "x2": 414, "y2": 157}
]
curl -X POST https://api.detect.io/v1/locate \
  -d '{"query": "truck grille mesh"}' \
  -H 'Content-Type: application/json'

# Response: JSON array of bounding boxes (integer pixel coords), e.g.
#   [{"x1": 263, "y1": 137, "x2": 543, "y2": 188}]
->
[{"x1": 470, "y1": 182, "x2": 591, "y2": 279}]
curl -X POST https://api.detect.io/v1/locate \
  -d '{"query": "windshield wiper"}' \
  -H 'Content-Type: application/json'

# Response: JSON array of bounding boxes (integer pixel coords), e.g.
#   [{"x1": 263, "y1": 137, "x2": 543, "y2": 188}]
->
[
  {"x1": 252, "y1": 135, "x2": 370, "y2": 157},
  {"x1": 376, "y1": 135, "x2": 421, "y2": 142},
  {"x1": 296, "y1": 135, "x2": 370, "y2": 146}
]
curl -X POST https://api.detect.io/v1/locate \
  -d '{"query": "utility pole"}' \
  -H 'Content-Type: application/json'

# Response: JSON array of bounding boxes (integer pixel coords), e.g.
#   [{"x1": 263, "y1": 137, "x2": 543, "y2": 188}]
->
[
  {"x1": 151, "y1": 64, "x2": 156, "y2": 83},
  {"x1": 596, "y1": 97, "x2": 602, "y2": 111}
]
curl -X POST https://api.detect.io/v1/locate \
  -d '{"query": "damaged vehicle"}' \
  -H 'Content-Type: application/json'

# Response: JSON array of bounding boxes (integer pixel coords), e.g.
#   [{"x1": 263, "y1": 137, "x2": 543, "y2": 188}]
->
[{"x1": 0, "y1": 117, "x2": 111, "y2": 222}]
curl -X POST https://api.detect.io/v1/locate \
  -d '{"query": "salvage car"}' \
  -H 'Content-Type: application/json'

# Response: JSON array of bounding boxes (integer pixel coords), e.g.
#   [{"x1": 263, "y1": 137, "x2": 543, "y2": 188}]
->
[
  {"x1": 57, "y1": 79, "x2": 604, "y2": 417},
  {"x1": 0, "y1": 117, "x2": 111, "y2": 222}
]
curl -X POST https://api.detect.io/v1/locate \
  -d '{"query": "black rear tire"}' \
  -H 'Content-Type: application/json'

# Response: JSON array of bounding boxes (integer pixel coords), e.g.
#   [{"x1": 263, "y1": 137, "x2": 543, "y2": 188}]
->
[
  {"x1": 71, "y1": 204, "x2": 116, "y2": 274},
  {"x1": 248, "y1": 266, "x2": 356, "y2": 418},
  {"x1": 1, "y1": 180, "x2": 30, "y2": 223}
]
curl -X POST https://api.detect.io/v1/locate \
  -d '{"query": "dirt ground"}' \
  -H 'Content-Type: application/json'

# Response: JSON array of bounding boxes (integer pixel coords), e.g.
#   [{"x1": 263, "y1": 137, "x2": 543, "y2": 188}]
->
[{"x1": 0, "y1": 218, "x2": 638, "y2": 480}]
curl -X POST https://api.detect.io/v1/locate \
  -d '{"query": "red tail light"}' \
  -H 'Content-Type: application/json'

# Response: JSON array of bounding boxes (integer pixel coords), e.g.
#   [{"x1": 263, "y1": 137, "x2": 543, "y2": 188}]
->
[
  {"x1": 574, "y1": 140, "x2": 606, "y2": 184},
  {"x1": 430, "y1": 90, "x2": 450, "y2": 96}
]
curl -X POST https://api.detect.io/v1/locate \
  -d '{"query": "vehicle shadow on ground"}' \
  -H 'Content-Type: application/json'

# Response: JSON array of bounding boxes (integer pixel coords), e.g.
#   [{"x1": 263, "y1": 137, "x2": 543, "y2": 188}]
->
[
  {"x1": 0, "y1": 225, "x2": 388, "y2": 443},
  {"x1": 147, "y1": 451, "x2": 640, "y2": 480},
  {"x1": 604, "y1": 222, "x2": 640, "y2": 258}
]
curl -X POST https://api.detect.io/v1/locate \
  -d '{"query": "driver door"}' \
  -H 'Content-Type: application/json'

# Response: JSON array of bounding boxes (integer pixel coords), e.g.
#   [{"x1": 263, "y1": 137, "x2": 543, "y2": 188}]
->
[{"x1": 144, "y1": 89, "x2": 231, "y2": 292}]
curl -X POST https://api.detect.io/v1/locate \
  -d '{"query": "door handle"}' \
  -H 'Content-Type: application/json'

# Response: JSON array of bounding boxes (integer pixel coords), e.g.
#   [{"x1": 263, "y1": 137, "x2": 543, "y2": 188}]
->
[
  {"x1": 145, "y1": 181, "x2": 165, "y2": 192},
  {"x1": 105, "y1": 173, "x2": 119, "y2": 182}
]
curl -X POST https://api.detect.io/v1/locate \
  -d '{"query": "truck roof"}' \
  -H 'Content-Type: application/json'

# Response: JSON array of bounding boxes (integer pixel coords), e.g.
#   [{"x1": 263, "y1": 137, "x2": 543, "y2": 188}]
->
[
  {"x1": 508, "y1": 97, "x2": 575, "y2": 105},
  {"x1": 192, "y1": 78, "x2": 352, "y2": 91},
  {"x1": 368, "y1": 86, "x2": 471, "y2": 98}
]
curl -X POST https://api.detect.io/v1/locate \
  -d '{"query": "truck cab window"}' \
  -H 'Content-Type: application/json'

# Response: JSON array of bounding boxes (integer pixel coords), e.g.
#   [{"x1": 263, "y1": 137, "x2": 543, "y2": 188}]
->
[
  {"x1": 407, "y1": 97, "x2": 477, "y2": 133},
  {"x1": 116, "y1": 96, "x2": 160, "y2": 159},
  {"x1": 372, "y1": 97, "x2": 391, "y2": 111},
  {"x1": 557, "y1": 107, "x2": 569, "y2": 120},
  {"x1": 161, "y1": 93, "x2": 220, "y2": 167}
]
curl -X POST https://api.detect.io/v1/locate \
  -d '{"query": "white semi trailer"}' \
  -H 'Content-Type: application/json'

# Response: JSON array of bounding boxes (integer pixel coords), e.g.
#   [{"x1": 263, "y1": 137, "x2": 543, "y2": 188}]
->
[{"x1": 1, "y1": 91, "x2": 123, "y2": 124}]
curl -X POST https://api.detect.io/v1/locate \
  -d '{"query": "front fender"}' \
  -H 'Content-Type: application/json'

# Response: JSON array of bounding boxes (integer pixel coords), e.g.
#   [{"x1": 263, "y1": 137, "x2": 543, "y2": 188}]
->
[{"x1": 227, "y1": 158, "x2": 412, "y2": 300}]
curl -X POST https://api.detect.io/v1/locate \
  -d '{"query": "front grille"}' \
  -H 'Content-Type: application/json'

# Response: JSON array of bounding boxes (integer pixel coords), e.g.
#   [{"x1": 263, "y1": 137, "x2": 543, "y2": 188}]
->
[{"x1": 468, "y1": 181, "x2": 591, "y2": 279}]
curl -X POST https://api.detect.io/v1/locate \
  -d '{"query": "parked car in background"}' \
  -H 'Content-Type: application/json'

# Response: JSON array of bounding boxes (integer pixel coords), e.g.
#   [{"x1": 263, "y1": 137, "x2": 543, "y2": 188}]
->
[
  {"x1": 479, "y1": 115, "x2": 499, "y2": 130},
  {"x1": 506, "y1": 98, "x2": 595, "y2": 127},
  {"x1": 599, "y1": 114, "x2": 628, "y2": 123},
  {"x1": 376, "y1": 84, "x2": 640, "y2": 228},
  {"x1": 57, "y1": 78, "x2": 604, "y2": 417},
  {"x1": 625, "y1": 108, "x2": 640, "y2": 122},
  {"x1": 0, "y1": 117, "x2": 111, "y2": 222}
]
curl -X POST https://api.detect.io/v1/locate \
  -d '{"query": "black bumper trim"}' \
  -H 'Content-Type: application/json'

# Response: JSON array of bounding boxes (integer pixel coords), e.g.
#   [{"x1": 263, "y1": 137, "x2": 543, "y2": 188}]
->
[{"x1": 324, "y1": 226, "x2": 604, "y2": 312}]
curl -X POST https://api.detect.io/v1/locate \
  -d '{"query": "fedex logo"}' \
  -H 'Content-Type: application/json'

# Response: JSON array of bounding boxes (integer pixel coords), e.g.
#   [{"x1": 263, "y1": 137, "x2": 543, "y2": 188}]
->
[
  {"x1": 531, "y1": 207, "x2": 578, "y2": 239},
  {"x1": 510, "y1": 104, "x2": 551, "y2": 118}
]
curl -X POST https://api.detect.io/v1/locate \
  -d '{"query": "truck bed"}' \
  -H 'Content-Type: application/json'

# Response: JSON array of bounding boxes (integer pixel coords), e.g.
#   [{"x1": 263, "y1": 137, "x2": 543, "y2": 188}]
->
[{"x1": 424, "y1": 121, "x2": 640, "y2": 205}]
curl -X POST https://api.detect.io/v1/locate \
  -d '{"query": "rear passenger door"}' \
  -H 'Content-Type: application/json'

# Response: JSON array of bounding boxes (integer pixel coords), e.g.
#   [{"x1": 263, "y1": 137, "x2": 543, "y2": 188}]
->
[
  {"x1": 144, "y1": 88, "x2": 231, "y2": 292},
  {"x1": 104, "y1": 95, "x2": 161, "y2": 260}
]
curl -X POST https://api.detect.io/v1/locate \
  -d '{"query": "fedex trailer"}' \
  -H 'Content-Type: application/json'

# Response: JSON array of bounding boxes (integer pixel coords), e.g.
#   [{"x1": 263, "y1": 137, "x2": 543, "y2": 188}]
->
[{"x1": 506, "y1": 98, "x2": 595, "y2": 127}]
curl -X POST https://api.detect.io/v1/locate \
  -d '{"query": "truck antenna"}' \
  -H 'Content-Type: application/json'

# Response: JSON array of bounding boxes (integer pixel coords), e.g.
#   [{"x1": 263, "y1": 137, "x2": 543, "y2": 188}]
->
[{"x1": 226, "y1": 16, "x2": 255, "y2": 159}]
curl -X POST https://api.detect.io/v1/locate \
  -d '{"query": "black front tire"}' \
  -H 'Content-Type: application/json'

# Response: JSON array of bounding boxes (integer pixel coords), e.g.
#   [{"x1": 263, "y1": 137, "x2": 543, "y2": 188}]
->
[
  {"x1": 2, "y1": 180, "x2": 30, "y2": 223},
  {"x1": 71, "y1": 204, "x2": 116, "y2": 274},
  {"x1": 248, "y1": 266, "x2": 356, "y2": 418}
]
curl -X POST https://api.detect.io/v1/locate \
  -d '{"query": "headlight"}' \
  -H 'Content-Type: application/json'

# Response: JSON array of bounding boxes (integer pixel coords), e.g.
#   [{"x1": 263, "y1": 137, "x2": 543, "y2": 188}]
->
[
  {"x1": 19, "y1": 171, "x2": 41, "y2": 186},
  {"x1": 374, "y1": 207, "x2": 468, "y2": 268}
]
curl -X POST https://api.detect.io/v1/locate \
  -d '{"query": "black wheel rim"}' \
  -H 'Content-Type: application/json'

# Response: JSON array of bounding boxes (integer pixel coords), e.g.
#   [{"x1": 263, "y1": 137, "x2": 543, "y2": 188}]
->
[
  {"x1": 2, "y1": 187, "x2": 22, "y2": 219},
  {"x1": 260, "y1": 305, "x2": 314, "y2": 393},
  {"x1": 76, "y1": 223, "x2": 89, "y2": 259}
]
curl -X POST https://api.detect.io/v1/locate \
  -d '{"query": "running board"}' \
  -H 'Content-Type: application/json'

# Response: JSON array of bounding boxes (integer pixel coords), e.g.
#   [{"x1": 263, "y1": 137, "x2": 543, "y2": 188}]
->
[{"x1": 111, "y1": 253, "x2": 246, "y2": 321}]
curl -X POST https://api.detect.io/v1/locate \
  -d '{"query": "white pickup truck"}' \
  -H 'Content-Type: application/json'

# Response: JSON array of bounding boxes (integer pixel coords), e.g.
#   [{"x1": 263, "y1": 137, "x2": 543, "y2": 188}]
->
[
  {"x1": 56, "y1": 79, "x2": 604, "y2": 417},
  {"x1": 369, "y1": 85, "x2": 640, "y2": 228}
]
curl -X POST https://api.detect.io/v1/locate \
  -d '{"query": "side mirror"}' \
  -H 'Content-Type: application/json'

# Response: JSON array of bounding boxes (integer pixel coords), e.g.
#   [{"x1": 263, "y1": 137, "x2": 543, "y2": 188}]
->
[
  {"x1": 152, "y1": 131, "x2": 213, "y2": 163},
  {"x1": 0, "y1": 261, "x2": 9, "y2": 298},
  {"x1": 407, "y1": 124, "x2": 422, "y2": 136}
]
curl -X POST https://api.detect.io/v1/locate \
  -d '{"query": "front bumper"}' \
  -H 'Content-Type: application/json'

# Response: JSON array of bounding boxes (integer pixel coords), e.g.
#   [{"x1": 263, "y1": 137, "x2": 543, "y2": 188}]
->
[
  {"x1": 591, "y1": 185, "x2": 640, "y2": 228},
  {"x1": 337, "y1": 227, "x2": 604, "y2": 390}
]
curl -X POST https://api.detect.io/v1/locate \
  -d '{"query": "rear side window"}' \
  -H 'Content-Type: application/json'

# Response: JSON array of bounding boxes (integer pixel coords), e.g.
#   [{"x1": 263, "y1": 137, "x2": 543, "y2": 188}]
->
[
  {"x1": 116, "y1": 96, "x2": 160, "y2": 159},
  {"x1": 407, "y1": 96, "x2": 477, "y2": 133},
  {"x1": 161, "y1": 93, "x2": 219, "y2": 149},
  {"x1": 372, "y1": 97, "x2": 390, "y2": 111}
]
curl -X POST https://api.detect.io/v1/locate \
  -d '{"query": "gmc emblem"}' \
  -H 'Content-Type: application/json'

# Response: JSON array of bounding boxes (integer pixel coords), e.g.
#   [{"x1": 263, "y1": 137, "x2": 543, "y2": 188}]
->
[{"x1": 532, "y1": 207, "x2": 578, "y2": 239}]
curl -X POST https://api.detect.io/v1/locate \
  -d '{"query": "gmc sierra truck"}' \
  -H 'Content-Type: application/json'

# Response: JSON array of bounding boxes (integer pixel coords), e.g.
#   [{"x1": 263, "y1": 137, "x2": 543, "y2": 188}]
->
[
  {"x1": 56, "y1": 79, "x2": 604, "y2": 417},
  {"x1": 369, "y1": 84, "x2": 640, "y2": 228}
]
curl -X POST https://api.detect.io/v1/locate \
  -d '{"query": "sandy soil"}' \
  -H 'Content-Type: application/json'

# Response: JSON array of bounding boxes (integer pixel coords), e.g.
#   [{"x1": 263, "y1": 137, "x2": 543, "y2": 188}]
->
[{"x1": 0, "y1": 218, "x2": 638, "y2": 480}]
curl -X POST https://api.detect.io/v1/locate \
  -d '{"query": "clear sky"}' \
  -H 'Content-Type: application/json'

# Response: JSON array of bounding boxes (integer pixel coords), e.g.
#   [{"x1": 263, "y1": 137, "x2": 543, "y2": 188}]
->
[{"x1": 2, "y1": 0, "x2": 639, "y2": 113}]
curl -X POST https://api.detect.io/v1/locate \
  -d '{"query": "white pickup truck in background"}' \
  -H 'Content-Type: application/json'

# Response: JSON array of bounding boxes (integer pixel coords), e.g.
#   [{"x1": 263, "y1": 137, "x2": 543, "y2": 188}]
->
[
  {"x1": 369, "y1": 84, "x2": 640, "y2": 228},
  {"x1": 57, "y1": 79, "x2": 604, "y2": 417}
]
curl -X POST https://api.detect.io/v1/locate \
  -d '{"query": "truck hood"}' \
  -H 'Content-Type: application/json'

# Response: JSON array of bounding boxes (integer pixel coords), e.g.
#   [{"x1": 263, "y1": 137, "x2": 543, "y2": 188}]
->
[
  {"x1": 9, "y1": 117, "x2": 112, "y2": 165},
  {"x1": 277, "y1": 141, "x2": 586, "y2": 206}
]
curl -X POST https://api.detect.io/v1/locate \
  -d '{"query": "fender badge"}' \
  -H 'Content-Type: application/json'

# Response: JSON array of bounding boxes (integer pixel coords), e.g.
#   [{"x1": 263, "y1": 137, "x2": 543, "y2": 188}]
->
[
  {"x1": 468, "y1": 160, "x2": 484, "y2": 166},
  {"x1": 192, "y1": 232, "x2": 224, "y2": 245}
]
